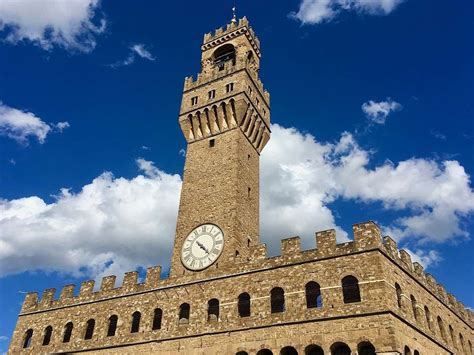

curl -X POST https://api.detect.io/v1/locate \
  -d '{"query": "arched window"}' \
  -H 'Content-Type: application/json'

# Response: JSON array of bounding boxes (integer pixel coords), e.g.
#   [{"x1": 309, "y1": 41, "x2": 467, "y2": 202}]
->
[
  {"x1": 236, "y1": 352, "x2": 249, "y2": 355},
  {"x1": 63, "y1": 322, "x2": 73, "y2": 343},
  {"x1": 179, "y1": 303, "x2": 190, "y2": 324},
  {"x1": 152, "y1": 308, "x2": 163, "y2": 330},
  {"x1": 238, "y1": 292, "x2": 251, "y2": 317},
  {"x1": 257, "y1": 350, "x2": 273, "y2": 355},
  {"x1": 213, "y1": 43, "x2": 236, "y2": 68},
  {"x1": 413, "y1": 351, "x2": 419, "y2": 355},
  {"x1": 395, "y1": 283, "x2": 402, "y2": 308},
  {"x1": 280, "y1": 346, "x2": 298, "y2": 355},
  {"x1": 459, "y1": 333, "x2": 465, "y2": 352},
  {"x1": 424, "y1": 305, "x2": 432, "y2": 330},
  {"x1": 448, "y1": 325, "x2": 456, "y2": 347},
  {"x1": 208, "y1": 298, "x2": 219, "y2": 322},
  {"x1": 404, "y1": 346, "x2": 411, "y2": 355},
  {"x1": 437, "y1": 316, "x2": 446, "y2": 341},
  {"x1": 468, "y1": 339, "x2": 472, "y2": 354},
  {"x1": 107, "y1": 315, "x2": 118, "y2": 336},
  {"x1": 357, "y1": 341, "x2": 376, "y2": 355},
  {"x1": 331, "y1": 342, "x2": 351, "y2": 355},
  {"x1": 305, "y1": 281, "x2": 322, "y2": 308},
  {"x1": 270, "y1": 287, "x2": 285, "y2": 313},
  {"x1": 410, "y1": 295, "x2": 417, "y2": 320},
  {"x1": 342, "y1": 276, "x2": 361, "y2": 303},
  {"x1": 131, "y1": 311, "x2": 141, "y2": 333},
  {"x1": 42, "y1": 326, "x2": 53, "y2": 346},
  {"x1": 23, "y1": 329, "x2": 33, "y2": 349},
  {"x1": 84, "y1": 319, "x2": 95, "y2": 340},
  {"x1": 305, "y1": 344, "x2": 324, "y2": 355}
]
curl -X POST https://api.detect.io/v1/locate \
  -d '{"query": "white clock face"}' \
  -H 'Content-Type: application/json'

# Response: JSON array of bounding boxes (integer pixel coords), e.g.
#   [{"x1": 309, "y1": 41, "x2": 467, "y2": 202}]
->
[{"x1": 181, "y1": 224, "x2": 224, "y2": 271}]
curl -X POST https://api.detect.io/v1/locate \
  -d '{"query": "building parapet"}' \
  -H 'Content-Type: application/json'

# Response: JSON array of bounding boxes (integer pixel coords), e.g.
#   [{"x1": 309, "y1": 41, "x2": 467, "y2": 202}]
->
[{"x1": 19, "y1": 222, "x2": 473, "y2": 326}]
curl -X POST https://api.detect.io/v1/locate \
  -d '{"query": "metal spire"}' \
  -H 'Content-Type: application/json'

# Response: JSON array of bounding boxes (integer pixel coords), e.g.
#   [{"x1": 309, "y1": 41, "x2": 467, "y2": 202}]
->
[{"x1": 231, "y1": 6, "x2": 237, "y2": 24}]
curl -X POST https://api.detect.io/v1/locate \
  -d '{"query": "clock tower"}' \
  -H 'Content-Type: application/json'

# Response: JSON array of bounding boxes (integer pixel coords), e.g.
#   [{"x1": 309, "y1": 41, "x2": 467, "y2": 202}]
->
[{"x1": 170, "y1": 15, "x2": 271, "y2": 278}]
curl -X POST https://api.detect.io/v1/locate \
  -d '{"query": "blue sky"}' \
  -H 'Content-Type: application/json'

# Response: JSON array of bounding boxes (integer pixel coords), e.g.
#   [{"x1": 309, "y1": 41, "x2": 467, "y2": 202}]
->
[{"x1": 0, "y1": 0, "x2": 473, "y2": 351}]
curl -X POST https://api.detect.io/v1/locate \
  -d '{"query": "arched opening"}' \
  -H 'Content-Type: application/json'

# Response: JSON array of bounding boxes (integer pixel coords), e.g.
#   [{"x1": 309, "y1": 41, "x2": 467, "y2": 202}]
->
[
  {"x1": 281, "y1": 346, "x2": 298, "y2": 355},
  {"x1": 270, "y1": 287, "x2": 285, "y2": 313},
  {"x1": 357, "y1": 341, "x2": 376, "y2": 355},
  {"x1": 413, "y1": 351, "x2": 420, "y2": 355},
  {"x1": 459, "y1": 333, "x2": 465, "y2": 352},
  {"x1": 404, "y1": 346, "x2": 411, "y2": 355},
  {"x1": 236, "y1": 352, "x2": 249, "y2": 355},
  {"x1": 63, "y1": 322, "x2": 73, "y2": 343},
  {"x1": 330, "y1": 342, "x2": 351, "y2": 355},
  {"x1": 84, "y1": 319, "x2": 95, "y2": 340},
  {"x1": 305, "y1": 344, "x2": 324, "y2": 355},
  {"x1": 42, "y1": 325, "x2": 53, "y2": 346},
  {"x1": 468, "y1": 339, "x2": 472, "y2": 354},
  {"x1": 152, "y1": 308, "x2": 163, "y2": 330},
  {"x1": 23, "y1": 329, "x2": 33, "y2": 349},
  {"x1": 437, "y1": 316, "x2": 446, "y2": 341},
  {"x1": 395, "y1": 283, "x2": 402, "y2": 308},
  {"x1": 207, "y1": 298, "x2": 219, "y2": 322},
  {"x1": 341, "y1": 275, "x2": 361, "y2": 303},
  {"x1": 238, "y1": 292, "x2": 251, "y2": 317},
  {"x1": 305, "y1": 281, "x2": 322, "y2": 308},
  {"x1": 257, "y1": 349, "x2": 273, "y2": 355},
  {"x1": 213, "y1": 43, "x2": 236, "y2": 69},
  {"x1": 107, "y1": 315, "x2": 118, "y2": 336},
  {"x1": 424, "y1": 305, "x2": 432, "y2": 330},
  {"x1": 448, "y1": 325, "x2": 455, "y2": 347},
  {"x1": 131, "y1": 311, "x2": 141, "y2": 333},
  {"x1": 410, "y1": 295, "x2": 418, "y2": 320},
  {"x1": 179, "y1": 303, "x2": 190, "y2": 324}
]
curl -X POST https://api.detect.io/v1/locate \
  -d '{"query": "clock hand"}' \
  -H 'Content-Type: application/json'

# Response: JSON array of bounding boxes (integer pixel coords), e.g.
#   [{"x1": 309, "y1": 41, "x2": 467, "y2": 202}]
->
[{"x1": 196, "y1": 241, "x2": 210, "y2": 254}]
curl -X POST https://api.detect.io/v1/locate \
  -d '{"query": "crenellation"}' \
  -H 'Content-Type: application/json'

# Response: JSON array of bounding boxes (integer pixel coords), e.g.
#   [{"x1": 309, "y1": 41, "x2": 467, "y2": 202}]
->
[
  {"x1": 100, "y1": 275, "x2": 116, "y2": 293},
  {"x1": 425, "y1": 273, "x2": 437, "y2": 291},
  {"x1": 39, "y1": 288, "x2": 56, "y2": 307},
  {"x1": 249, "y1": 243, "x2": 267, "y2": 261},
  {"x1": 79, "y1": 279, "x2": 95, "y2": 298},
  {"x1": 281, "y1": 236, "x2": 301, "y2": 257},
  {"x1": 353, "y1": 221, "x2": 382, "y2": 250},
  {"x1": 383, "y1": 235, "x2": 398, "y2": 257},
  {"x1": 315, "y1": 229, "x2": 337, "y2": 257},
  {"x1": 412, "y1": 262, "x2": 424, "y2": 280},
  {"x1": 398, "y1": 250, "x2": 413, "y2": 271},
  {"x1": 437, "y1": 284, "x2": 447, "y2": 302},
  {"x1": 59, "y1": 284, "x2": 75, "y2": 301},
  {"x1": 122, "y1": 271, "x2": 139, "y2": 293},
  {"x1": 21, "y1": 292, "x2": 38, "y2": 312},
  {"x1": 145, "y1": 265, "x2": 162, "y2": 289}
]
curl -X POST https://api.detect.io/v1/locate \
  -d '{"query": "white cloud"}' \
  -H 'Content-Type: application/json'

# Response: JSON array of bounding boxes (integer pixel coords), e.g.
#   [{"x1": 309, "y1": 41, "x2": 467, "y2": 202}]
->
[
  {"x1": 109, "y1": 43, "x2": 155, "y2": 68},
  {"x1": 0, "y1": 124, "x2": 472, "y2": 279},
  {"x1": 0, "y1": 336, "x2": 7, "y2": 341},
  {"x1": 290, "y1": 0, "x2": 404, "y2": 25},
  {"x1": 131, "y1": 44, "x2": 155, "y2": 61},
  {"x1": 0, "y1": 0, "x2": 105, "y2": 52},
  {"x1": 0, "y1": 102, "x2": 67, "y2": 145},
  {"x1": 361, "y1": 98, "x2": 402, "y2": 124},
  {"x1": 404, "y1": 249, "x2": 442, "y2": 268}
]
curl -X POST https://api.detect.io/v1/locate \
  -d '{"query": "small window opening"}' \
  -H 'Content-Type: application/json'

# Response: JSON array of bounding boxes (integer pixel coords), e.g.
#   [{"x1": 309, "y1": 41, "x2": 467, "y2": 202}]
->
[
  {"x1": 207, "y1": 298, "x2": 219, "y2": 322},
  {"x1": 209, "y1": 139, "x2": 215, "y2": 147},
  {"x1": 107, "y1": 315, "x2": 118, "y2": 336},
  {"x1": 191, "y1": 96, "x2": 198, "y2": 106},
  {"x1": 152, "y1": 308, "x2": 163, "y2": 330},
  {"x1": 42, "y1": 326, "x2": 53, "y2": 346},
  {"x1": 248, "y1": 154, "x2": 251, "y2": 160},
  {"x1": 84, "y1": 319, "x2": 95, "y2": 340},
  {"x1": 63, "y1": 322, "x2": 73, "y2": 343},
  {"x1": 226, "y1": 83, "x2": 234, "y2": 93},
  {"x1": 208, "y1": 90, "x2": 216, "y2": 100},
  {"x1": 342, "y1": 275, "x2": 361, "y2": 303},
  {"x1": 305, "y1": 281, "x2": 322, "y2": 308},
  {"x1": 235, "y1": 250, "x2": 240, "y2": 257},
  {"x1": 395, "y1": 283, "x2": 402, "y2": 308},
  {"x1": 179, "y1": 303, "x2": 190, "y2": 324},
  {"x1": 131, "y1": 311, "x2": 141, "y2": 333},
  {"x1": 238, "y1": 292, "x2": 251, "y2": 317},
  {"x1": 248, "y1": 187, "x2": 251, "y2": 198},
  {"x1": 23, "y1": 329, "x2": 33, "y2": 349},
  {"x1": 270, "y1": 287, "x2": 285, "y2": 313},
  {"x1": 247, "y1": 238, "x2": 251, "y2": 247},
  {"x1": 256, "y1": 98, "x2": 260, "y2": 107}
]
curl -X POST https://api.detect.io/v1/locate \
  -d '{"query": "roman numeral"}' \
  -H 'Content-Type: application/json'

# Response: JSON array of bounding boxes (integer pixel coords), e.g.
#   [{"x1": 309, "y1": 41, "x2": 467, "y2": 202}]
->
[{"x1": 201, "y1": 225, "x2": 207, "y2": 233}]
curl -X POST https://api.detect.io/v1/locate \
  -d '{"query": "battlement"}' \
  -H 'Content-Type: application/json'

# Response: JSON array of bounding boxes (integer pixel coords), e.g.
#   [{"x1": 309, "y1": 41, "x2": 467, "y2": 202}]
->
[
  {"x1": 202, "y1": 17, "x2": 260, "y2": 53},
  {"x1": 20, "y1": 222, "x2": 473, "y2": 326}
]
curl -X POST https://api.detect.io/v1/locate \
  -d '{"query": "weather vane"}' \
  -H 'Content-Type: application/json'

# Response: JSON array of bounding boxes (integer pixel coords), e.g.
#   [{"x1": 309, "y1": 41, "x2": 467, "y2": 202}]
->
[{"x1": 231, "y1": 6, "x2": 237, "y2": 23}]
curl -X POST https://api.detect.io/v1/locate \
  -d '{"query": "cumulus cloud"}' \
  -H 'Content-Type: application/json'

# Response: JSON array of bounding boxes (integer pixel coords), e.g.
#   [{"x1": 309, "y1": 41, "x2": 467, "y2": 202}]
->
[
  {"x1": 0, "y1": 124, "x2": 473, "y2": 279},
  {"x1": 290, "y1": 0, "x2": 404, "y2": 25},
  {"x1": 109, "y1": 43, "x2": 155, "y2": 68},
  {"x1": 0, "y1": 102, "x2": 68, "y2": 145},
  {"x1": 361, "y1": 98, "x2": 402, "y2": 124},
  {"x1": 405, "y1": 249, "x2": 442, "y2": 268},
  {"x1": 0, "y1": 0, "x2": 105, "y2": 52}
]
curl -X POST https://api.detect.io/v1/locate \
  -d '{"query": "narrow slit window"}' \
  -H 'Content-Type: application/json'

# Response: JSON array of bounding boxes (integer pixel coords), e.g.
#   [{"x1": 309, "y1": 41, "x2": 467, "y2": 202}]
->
[{"x1": 191, "y1": 96, "x2": 198, "y2": 105}]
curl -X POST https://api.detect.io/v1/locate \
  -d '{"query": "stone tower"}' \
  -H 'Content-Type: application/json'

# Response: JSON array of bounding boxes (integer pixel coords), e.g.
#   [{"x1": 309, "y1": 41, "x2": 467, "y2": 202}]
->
[{"x1": 169, "y1": 16, "x2": 271, "y2": 278}]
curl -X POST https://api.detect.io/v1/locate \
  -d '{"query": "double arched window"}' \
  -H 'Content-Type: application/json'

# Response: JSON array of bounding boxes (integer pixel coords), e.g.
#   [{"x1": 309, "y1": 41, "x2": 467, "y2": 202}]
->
[
  {"x1": 270, "y1": 287, "x2": 285, "y2": 313},
  {"x1": 63, "y1": 322, "x2": 73, "y2": 343},
  {"x1": 179, "y1": 303, "x2": 190, "y2": 324},
  {"x1": 42, "y1": 326, "x2": 53, "y2": 346},
  {"x1": 437, "y1": 316, "x2": 447, "y2": 341},
  {"x1": 23, "y1": 329, "x2": 33, "y2": 349},
  {"x1": 207, "y1": 298, "x2": 219, "y2": 322},
  {"x1": 305, "y1": 282, "x2": 322, "y2": 308},
  {"x1": 342, "y1": 276, "x2": 361, "y2": 303}
]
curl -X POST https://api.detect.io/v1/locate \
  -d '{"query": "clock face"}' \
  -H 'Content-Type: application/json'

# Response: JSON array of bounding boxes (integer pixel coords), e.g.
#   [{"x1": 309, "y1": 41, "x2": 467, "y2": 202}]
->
[{"x1": 181, "y1": 224, "x2": 224, "y2": 271}]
